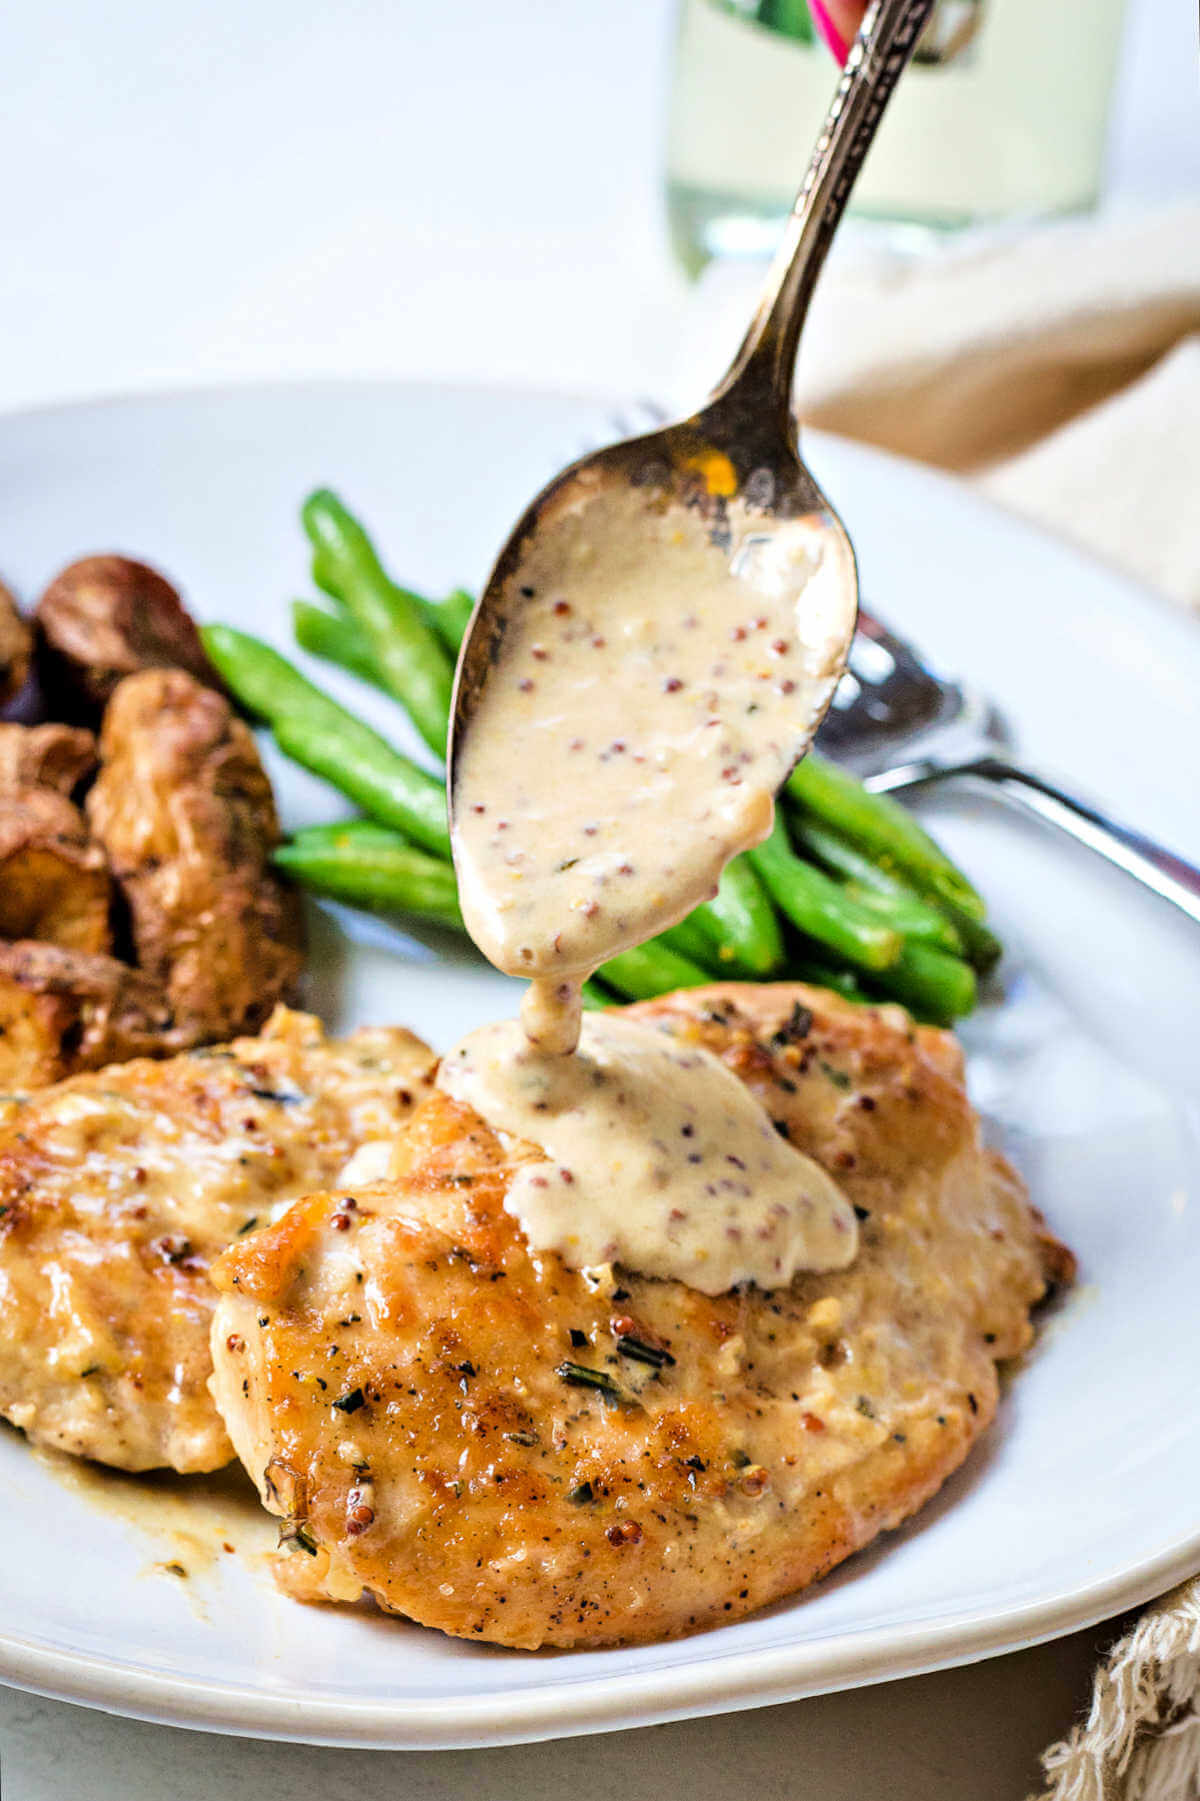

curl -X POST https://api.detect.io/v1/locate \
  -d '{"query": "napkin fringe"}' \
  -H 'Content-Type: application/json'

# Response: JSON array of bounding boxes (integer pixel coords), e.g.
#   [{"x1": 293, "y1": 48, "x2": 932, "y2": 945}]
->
[{"x1": 1033, "y1": 1580, "x2": 1200, "y2": 1801}]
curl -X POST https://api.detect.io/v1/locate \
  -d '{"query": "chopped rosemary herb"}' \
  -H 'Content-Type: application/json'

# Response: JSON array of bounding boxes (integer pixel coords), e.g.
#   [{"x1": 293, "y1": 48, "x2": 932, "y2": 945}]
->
[
  {"x1": 557, "y1": 1361, "x2": 623, "y2": 1397},
  {"x1": 567, "y1": 1481, "x2": 595, "y2": 1505},
  {"x1": 771, "y1": 1002, "x2": 813, "y2": 1047},
  {"x1": 237, "y1": 1216, "x2": 259, "y2": 1235},
  {"x1": 616, "y1": 1335, "x2": 675, "y2": 1369},
  {"x1": 568, "y1": 1328, "x2": 588, "y2": 1349},
  {"x1": 503, "y1": 1429, "x2": 538, "y2": 1447},
  {"x1": 730, "y1": 1448, "x2": 752, "y2": 1469},
  {"x1": 856, "y1": 1395, "x2": 876, "y2": 1418},
  {"x1": 819, "y1": 1060, "x2": 852, "y2": 1091},
  {"x1": 332, "y1": 1387, "x2": 366, "y2": 1414},
  {"x1": 278, "y1": 1522, "x2": 318, "y2": 1556}
]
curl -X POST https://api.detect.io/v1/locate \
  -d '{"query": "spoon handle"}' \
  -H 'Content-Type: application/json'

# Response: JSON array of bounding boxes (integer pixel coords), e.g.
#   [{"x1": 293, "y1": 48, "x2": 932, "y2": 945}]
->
[{"x1": 715, "y1": 0, "x2": 935, "y2": 430}]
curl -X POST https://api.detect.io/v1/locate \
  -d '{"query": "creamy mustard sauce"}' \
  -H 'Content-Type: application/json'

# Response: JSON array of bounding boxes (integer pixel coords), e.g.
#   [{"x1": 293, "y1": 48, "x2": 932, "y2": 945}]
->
[
  {"x1": 447, "y1": 470, "x2": 857, "y2": 1289},
  {"x1": 35, "y1": 1449, "x2": 274, "y2": 1589},
  {"x1": 453, "y1": 480, "x2": 848, "y2": 1009},
  {"x1": 439, "y1": 1013, "x2": 858, "y2": 1293}
]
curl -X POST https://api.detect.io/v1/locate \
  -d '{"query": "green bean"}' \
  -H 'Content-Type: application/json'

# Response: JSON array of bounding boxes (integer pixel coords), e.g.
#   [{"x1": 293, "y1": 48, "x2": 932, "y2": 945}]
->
[
  {"x1": 313, "y1": 558, "x2": 473, "y2": 663},
  {"x1": 840, "y1": 881, "x2": 963, "y2": 953},
  {"x1": 201, "y1": 626, "x2": 450, "y2": 857},
  {"x1": 292, "y1": 601, "x2": 383, "y2": 690},
  {"x1": 865, "y1": 942, "x2": 977, "y2": 1026},
  {"x1": 748, "y1": 817, "x2": 902, "y2": 973},
  {"x1": 688, "y1": 855, "x2": 784, "y2": 977},
  {"x1": 787, "y1": 808, "x2": 1000, "y2": 972},
  {"x1": 435, "y1": 587, "x2": 475, "y2": 656},
  {"x1": 274, "y1": 821, "x2": 462, "y2": 929},
  {"x1": 301, "y1": 489, "x2": 454, "y2": 759},
  {"x1": 598, "y1": 940, "x2": 713, "y2": 1001},
  {"x1": 786, "y1": 957, "x2": 872, "y2": 1005},
  {"x1": 660, "y1": 916, "x2": 723, "y2": 971},
  {"x1": 921, "y1": 898, "x2": 1000, "y2": 974},
  {"x1": 786, "y1": 752, "x2": 986, "y2": 922}
]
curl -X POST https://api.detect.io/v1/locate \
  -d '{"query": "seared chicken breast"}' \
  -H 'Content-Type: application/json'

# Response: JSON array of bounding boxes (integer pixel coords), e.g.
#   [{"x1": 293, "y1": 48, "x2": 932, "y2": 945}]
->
[
  {"x1": 210, "y1": 984, "x2": 1070, "y2": 1649},
  {"x1": 0, "y1": 1007, "x2": 434, "y2": 1473}
]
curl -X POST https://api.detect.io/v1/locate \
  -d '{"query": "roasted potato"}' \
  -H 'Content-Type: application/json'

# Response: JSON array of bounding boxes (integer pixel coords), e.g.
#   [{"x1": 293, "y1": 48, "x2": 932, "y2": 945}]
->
[
  {"x1": 0, "y1": 723, "x2": 97, "y2": 796},
  {"x1": 0, "y1": 790, "x2": 111, "y2": 953},
  {"x1": 35, "y1": 556, "x2": 218, "y2": 721},
  {"x1": 87, "y1": 669, "x2": 305, "y2": 1039},
  {"x1": 0, "y1": 941, "x2": 182, "y2": 1089},
  {"x1": 0, "y1": 582, "x2": 32, "y2": 708}
]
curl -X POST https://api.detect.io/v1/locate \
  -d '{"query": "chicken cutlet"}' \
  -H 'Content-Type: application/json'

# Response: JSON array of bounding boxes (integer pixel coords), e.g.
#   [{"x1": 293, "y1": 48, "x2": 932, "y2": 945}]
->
[
  {"x1": 210, "y1": 983, "x2": 1071, "y2": 1649},
  {"x1": 0, "y1": 1007, "x2": 434, "y2": 1473}
]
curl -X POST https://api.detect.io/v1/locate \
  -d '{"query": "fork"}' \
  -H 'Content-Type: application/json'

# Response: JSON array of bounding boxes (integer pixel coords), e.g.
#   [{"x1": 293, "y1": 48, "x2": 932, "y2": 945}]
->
[
  {"x1": 595, "y1": 404, "x2": 1200, "y2": 928},
  {"x1": 821, "y1": 605, "x2": 1200, "y2": 928}
]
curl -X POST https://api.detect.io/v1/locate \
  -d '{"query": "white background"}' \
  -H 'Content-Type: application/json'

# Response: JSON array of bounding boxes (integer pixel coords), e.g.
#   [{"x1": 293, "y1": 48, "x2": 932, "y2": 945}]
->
[
  {"x1": 1, "y1": 0, "x2": 1197, "y2": 1794},
  {"x1": 3, "y1": 0, "x2": 1198, "y2": 413}
]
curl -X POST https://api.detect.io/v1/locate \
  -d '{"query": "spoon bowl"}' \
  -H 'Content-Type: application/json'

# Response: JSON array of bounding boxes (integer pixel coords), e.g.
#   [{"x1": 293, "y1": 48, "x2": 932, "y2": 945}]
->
[
  {"x1": 450, "y1": 411, "x2": 859, "y2": 981},
  {"x1": 452, "y1": 407, "x2": 858, "y2": 784}
]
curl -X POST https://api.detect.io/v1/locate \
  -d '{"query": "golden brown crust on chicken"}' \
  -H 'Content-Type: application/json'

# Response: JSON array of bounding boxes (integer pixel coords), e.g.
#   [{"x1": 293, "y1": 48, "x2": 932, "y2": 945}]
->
[
  {"x1": 0, "y1": 941, "x2": 181, "y2": 1088},
  {"x1": 35, "y1": 555, "x2": 218, "y2": 721},
  {"x1": 211, "y1": 983, "x2": 1068, "y2": 1650},
  {"x1": 0, "y1": 583, "x2": 32, "y2": 708},
  {"x1": 0, "y1": 1007, "x2": 435, "y2": 1472},
  {"x1": 0, "y1": 789, "x2": 111, "y2": 952},
  {"x1": 87, "y1": 669, "x2": 305, "y2": 1040},
  {"x1": 0, "y1": 723, "x2": 98, "y2": 797}
]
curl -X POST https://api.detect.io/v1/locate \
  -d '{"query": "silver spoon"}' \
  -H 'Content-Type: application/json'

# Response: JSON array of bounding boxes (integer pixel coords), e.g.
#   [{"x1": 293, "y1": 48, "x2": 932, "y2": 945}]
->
[{"x1": 451, "y1": 0, "x2": 936, "y2": 825}]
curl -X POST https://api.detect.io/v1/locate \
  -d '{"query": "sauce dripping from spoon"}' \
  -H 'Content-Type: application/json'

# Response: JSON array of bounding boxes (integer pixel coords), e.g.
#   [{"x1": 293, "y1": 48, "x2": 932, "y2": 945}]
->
[{"x1": 445, "y1": 468, "x2": 858, "y2": 1288}]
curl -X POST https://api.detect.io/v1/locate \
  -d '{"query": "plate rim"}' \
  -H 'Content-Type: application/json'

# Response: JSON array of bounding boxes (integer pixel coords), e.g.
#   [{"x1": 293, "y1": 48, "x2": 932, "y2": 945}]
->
[
  {"x1": 1, "y1": 367, "x2": 1192, "y2": 641},
  {"x1": 0, "y1": 1534, "x2": 1196, "y2": 1748},
  {"x1": 2, "y1": 373, "x2": 1198, "y2": 1748}
]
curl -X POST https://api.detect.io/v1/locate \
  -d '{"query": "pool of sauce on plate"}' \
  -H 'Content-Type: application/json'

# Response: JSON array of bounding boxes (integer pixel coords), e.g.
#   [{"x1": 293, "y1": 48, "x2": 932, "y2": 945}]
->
[
  {"x1": 448, "y1": 473, "x2": 857, "y2": 1286},
  {"x1": 33, "y1": 1446, "x2": 275, "y2": 1610}
]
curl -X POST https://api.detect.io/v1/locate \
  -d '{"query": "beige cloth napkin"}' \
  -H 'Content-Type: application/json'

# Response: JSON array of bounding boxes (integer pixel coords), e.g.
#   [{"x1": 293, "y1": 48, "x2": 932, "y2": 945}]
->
[
  {"x1": 679, "y1": 204, "x2": 1200, "y2": 610},
  {"x1": 1031, "y1": 1583, "x2": 1200, "y2": 1801},
  {"x1": 681, "y1": 203, "x2": 1200, "y2": 1796}
]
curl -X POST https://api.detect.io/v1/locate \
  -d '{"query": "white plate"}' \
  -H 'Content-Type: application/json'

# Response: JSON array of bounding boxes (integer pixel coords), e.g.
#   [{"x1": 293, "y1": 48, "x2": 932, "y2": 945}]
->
[{"x1": 0, "y1": 379, "x2": 1198, "y2": 1750}]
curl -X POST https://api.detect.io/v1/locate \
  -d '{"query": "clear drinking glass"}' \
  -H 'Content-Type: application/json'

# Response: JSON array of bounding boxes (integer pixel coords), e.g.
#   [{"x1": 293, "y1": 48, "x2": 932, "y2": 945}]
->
[{"x1": 666, "y1": 0, "x2": 1129, "y2": 273}]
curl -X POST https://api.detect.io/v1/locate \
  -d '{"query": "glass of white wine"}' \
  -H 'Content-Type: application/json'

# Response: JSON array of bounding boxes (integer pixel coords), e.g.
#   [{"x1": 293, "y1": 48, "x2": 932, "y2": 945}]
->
[{"x1": 667, "y1": 0, "x2": 1129, "y2": 273}]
